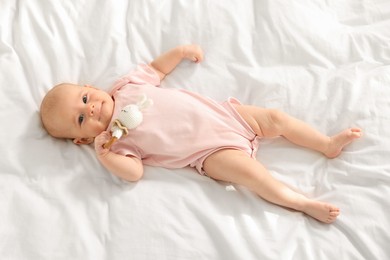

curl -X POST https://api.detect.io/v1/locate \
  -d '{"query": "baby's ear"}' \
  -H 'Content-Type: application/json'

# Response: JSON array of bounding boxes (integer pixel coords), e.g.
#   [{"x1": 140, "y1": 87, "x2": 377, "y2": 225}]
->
[{"x1": 73, "y1": 137, "x2": 94, "y2": 145}]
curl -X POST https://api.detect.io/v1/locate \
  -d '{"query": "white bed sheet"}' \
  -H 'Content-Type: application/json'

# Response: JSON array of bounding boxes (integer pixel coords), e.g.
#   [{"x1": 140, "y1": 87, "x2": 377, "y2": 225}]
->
[{"x1": 1, "y1": 0, "x2": 390, "y2": 259}]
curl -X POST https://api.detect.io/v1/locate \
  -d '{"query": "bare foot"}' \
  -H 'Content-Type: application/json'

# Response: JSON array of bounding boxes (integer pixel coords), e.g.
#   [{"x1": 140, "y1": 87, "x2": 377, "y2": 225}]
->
[
  {"x1": 324, "y1": 128, "x2": 362, "y2": 158},
  {"x1": 302, "y1": 200, "x2": 340, "y2": 223}
]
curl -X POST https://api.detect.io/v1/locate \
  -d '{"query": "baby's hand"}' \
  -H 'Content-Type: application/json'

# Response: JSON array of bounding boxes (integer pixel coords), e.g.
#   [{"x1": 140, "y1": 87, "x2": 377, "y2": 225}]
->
[
  {"x1": 94, "y1": 131, "x2": 111, "y2": 157},
  {"x1": 183, "y1": 44, "x2": 204, "y2": 63}
]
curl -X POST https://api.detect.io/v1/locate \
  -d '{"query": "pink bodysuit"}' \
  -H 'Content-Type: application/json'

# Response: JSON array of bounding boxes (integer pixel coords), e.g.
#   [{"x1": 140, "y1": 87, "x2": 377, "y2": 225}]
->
[{"x1": 108, "y1": 64, "x2": 260, "y2": 174}]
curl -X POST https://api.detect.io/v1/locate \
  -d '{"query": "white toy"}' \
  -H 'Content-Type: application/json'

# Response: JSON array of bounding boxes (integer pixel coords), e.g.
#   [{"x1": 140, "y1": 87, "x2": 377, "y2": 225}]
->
[{"x1": 103, "y1": 94, "x2": 153, "y2": 149}]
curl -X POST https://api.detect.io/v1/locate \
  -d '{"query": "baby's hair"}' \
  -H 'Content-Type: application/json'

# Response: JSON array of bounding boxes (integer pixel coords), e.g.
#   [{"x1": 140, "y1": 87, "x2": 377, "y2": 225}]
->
[{"x1": 40, "y1": 83, "x2": 78, "y2": 138}]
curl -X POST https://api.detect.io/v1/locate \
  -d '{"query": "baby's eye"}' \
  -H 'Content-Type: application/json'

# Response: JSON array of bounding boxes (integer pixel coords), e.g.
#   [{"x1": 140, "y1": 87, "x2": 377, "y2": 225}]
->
[
  {"x1": 82, "y1": 95, "x2": 87, "y2": 104},
  {"x1": 78, "y1": 114, "x2": 85, "y2": 125}
]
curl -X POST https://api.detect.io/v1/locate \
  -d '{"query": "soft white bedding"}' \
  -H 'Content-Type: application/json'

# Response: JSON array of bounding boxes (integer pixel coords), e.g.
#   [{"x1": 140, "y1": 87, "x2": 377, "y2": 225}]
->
[{"x1": 1, "y1": 1, "x2": 390, "y2": 259}]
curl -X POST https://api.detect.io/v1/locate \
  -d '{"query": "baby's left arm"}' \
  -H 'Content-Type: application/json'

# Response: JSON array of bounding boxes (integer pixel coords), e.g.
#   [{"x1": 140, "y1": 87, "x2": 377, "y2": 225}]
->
[
  {"x1": 94, "y1": 131, "x2": 144, "y2": 182},
  {"x1": 150, "y1": 44, "x2": 203, "y2": 81}
]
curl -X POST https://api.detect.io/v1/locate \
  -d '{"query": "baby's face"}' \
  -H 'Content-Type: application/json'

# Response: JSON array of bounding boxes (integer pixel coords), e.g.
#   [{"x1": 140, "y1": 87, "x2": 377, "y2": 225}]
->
[{"x1": 51, "y1": 84, "x2": 114, "y2": 140}]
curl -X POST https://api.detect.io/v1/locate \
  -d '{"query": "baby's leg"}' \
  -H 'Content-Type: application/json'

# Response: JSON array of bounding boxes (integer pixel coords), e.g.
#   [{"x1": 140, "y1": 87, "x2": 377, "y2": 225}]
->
[
  {"x1": 203, "y1": 149, "x2": 340, "y2": 223},
  {"x1": 234, "y1": 105, "x2": 361, "y2": 158}
]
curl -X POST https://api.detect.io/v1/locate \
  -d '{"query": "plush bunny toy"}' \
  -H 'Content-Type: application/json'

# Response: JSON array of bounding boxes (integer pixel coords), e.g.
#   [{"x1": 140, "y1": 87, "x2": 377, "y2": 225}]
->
[{"x1": 103, "y1": 94, "x2": 153, "y2": 149}]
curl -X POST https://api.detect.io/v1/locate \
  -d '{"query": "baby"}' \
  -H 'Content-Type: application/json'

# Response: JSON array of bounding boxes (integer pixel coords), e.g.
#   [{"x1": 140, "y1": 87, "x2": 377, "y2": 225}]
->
[{"x1": 40, "y1": 44, "x2": 362, "y2": 224}]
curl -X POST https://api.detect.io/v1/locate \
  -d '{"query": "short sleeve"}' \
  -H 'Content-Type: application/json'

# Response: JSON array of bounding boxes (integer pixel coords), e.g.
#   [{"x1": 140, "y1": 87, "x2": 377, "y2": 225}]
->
[
  {"x1": 110, "y1": 64, "x2": 161, "y2": 95},
  {"x1": 113, "y1": 144, "x2": 142, "y2": 160}
]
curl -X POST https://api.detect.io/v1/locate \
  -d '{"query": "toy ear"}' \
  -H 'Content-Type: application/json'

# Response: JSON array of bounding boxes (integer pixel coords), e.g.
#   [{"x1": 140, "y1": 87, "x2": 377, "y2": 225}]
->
[
  {"x1": 73, "y1": 137, "x2": 94, "y2": 145},
  {"x1": 141, "y1": 99, "x2": 153, "y2": 110},
  {"x1": 137, "y1": 94, "x2": 147, "y2": 104},
  {"x1": 136, "y1": 94, "x2": 153, "y2": 110}
]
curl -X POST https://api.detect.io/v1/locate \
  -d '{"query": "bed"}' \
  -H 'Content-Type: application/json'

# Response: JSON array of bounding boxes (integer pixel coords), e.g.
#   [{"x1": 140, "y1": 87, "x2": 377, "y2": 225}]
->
[{"x1": 1, "y1": 1, "x2": 389, "y2": 259}]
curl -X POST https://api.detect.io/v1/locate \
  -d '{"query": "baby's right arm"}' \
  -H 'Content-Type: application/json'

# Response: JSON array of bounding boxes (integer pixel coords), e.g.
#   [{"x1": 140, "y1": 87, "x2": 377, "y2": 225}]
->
[{"x1": 94, "y1": 131, "x2": 144, "y2": 182}]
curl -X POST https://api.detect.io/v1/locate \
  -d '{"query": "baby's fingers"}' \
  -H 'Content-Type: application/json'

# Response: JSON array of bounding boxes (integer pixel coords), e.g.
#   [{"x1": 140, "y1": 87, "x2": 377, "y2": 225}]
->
[
  {"x1": 183, "y1": 44, "x2": 203, "y2": 63},
  {"x1": 94, "y1": 131, "x2": 112, "y2": 153},
  {"x1": 97, "y1": 131, "x2": 111, "y2": 141}
]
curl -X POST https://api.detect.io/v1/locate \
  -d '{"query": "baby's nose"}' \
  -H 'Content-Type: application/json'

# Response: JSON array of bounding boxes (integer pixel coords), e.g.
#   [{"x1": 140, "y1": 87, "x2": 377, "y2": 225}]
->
[{"x1": 88, "y1": 104, "x2": 95, "y2": 116}]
